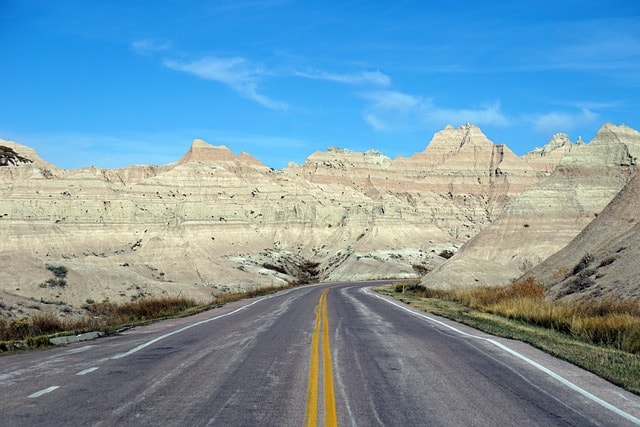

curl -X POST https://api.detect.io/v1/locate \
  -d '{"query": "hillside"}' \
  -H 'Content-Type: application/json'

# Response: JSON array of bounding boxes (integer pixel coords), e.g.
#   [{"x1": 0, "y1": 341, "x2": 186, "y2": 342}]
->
[
  {"x1": 525, "y1": 168, "x2": 640, "y2": 301},
  {"x1": 422, "y1": 123, "x2": 640, "y2": 290}
]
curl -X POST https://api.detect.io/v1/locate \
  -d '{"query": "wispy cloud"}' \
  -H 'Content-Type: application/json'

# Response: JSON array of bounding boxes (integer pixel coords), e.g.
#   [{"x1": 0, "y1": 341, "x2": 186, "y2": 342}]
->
[
  {"x1": 293, "y1": 69, "x2": 391, "y2": 87},
  {"x1": 530, "y1": 108, "x2": 599, "y2": 134},
  {"x1": 362, "y1": 90, "x2": 509, "y2": 131},
  {"x1": 131, "y1": 39, "x2": 172, "y2": 56},
  {"x1": 165, "y1": 56, "x2": 289, "y2": 110}
]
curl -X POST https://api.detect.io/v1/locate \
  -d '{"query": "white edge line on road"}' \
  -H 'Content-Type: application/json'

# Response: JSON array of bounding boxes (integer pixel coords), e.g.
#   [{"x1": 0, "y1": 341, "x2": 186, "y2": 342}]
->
[
  {"x1": 366, "y1": 288, "x2": 640, "y2": 425},
  {"x1": 111, "y1": 290, "x2": 287, "y2": 360},
  {"x1": 28, "y1": 386, "x2": 60, "y2": 398},
  {"x1": 76, "y1": 367, "x2": 99, "y2": 376}
]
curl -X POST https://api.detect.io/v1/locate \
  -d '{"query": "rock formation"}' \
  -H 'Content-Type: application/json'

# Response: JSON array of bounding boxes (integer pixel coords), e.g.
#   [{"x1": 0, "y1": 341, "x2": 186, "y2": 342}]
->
[
  {"x1": 525, "y1": 167, "x2": 640, "y2": 301},
  {"x1": 1, "y1": 122, "x2": 626, "y2": 317},
  {"x1": 423, "y1": 123, "x2": 639, "y2": 290}
]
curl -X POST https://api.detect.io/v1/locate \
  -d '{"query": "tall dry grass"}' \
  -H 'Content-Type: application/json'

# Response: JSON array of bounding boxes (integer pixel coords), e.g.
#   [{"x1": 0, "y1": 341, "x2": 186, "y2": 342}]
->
[
  {"x1": 86, "y1": 296, "x2": 198, "y2": 324},
  {"x1": 0, "y1": 296, "x2": 199, "y2": 347},
  {"x1": 404, "y1": 277, "x2": 640, "y2": 354},
  {"x1": 1, "y1": 285, "x2": 292, "y2": 352}
]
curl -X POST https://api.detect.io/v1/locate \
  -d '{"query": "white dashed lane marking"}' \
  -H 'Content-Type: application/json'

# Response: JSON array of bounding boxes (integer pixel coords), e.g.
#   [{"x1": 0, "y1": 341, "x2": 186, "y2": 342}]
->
[
  {"x1": 76, "y1": 367, "x2": 99, "y2": 376},
  {"x1": 28, "y1": 386, "x2": 60, "y2": 398}
]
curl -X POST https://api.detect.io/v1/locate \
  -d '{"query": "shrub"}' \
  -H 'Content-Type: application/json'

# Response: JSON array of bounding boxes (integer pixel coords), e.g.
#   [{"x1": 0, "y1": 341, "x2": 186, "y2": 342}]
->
[
  {"x1": 577, "y1": 268, "x2": 597, "y2": 279},
  {"x1": 40, "y1": 264, "x2": 69, "y2": 287},
  {"x1": 572, "y1": 253, "x2": 595, "y2": 275},
  {"x1": 41, "y1": 278, "x2": 67, "y2": 288},
  {"x1": 46, "y1": 264, "x2": 68, "y2": 279}
]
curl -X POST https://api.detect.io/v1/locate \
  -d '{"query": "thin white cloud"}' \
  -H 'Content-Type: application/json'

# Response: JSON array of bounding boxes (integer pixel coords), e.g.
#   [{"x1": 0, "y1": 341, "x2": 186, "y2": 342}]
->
[
  {"x1": 165, "y1": 56, "x2": 289, "y2": 110},
  {"x1": 362, "y1": 90, "x2": 509, "y2": 131},
  {"x1": 131, "y1": 39, "x2": 172, "y2": 56},
  {"x1": 531, "y1": 108, "x2": 599, "y2": 134},
  {"x1": 293, "y1": 69, "x2": 391, "y2": 87}
]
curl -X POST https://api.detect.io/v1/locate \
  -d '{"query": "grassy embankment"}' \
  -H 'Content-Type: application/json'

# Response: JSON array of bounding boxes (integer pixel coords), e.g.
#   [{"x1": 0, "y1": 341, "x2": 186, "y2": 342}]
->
[
  {"x1": 379, "y1": 277, "x2": 640, "y2": 395},
  {"x1": 0, "y1": 284, "x2": 290, "y2": 353}
]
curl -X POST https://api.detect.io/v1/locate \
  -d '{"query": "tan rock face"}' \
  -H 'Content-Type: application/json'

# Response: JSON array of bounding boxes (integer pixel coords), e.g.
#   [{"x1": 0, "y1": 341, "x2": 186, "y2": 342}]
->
[
  {"x1": 423, "y1": 123, "x2": 640, "y2": 290},
  {"x1": 0, "y1": 123, "x2": 617, "y2": 314},
  {"x1": 526, "y1": 168, "x2": 640, "y2": 301}
]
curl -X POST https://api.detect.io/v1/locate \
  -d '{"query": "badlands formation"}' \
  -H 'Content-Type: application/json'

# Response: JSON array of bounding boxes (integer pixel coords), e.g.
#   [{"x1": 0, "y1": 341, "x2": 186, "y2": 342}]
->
[{"x1": 0, "y1": 123, "x2": 638, "y2": 317}]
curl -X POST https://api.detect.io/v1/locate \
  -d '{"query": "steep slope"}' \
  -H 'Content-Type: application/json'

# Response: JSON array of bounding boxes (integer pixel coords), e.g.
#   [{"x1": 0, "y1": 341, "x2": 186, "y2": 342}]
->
[
  {"x1": 422, "y1": 123, "x2": 640, "y2": 289},
  {"x1": 525, "y1": 168, "x2": 640, "y2": 301}
]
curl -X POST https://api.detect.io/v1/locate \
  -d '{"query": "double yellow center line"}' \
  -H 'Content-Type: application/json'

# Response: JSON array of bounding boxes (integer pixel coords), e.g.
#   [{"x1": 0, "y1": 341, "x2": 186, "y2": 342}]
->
[{"x1": 305, "y1": 288, "x2": 338, "y2": 427}]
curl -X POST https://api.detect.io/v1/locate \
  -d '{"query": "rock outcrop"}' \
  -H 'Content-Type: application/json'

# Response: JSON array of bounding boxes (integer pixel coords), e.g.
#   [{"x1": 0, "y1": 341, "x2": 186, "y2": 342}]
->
[
  {"x1": 525, "y1": 167, "x2": 640, "y2": 301},
  {"x1": 422, "y1": 123, "x2": 639, "y2": 290},
  {"x1": 0, "y1": 123, "x2": 616, "y2": 316}
]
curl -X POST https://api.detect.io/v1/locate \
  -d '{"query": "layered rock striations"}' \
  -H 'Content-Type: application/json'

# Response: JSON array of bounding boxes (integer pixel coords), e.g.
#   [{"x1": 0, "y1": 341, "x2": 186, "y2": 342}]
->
[
  {"x1": 0, "y1": 123, "x2": 611, "y2": 315},
  {"x1": 525, "y1": 167, "x2": 640, "y2": 301},
  {"x1": 423, "y1": 123, "x2": 640, "y2": 290}
]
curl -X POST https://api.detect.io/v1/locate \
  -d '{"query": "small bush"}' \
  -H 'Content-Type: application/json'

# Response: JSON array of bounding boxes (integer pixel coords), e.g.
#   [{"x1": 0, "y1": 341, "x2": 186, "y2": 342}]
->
[
  {"x1": 572, "y1": 253, "x2": 595, "y2": 275},
  {"x1": 46, "y1": 264, "x2": 68, "y2": 279},
  {"x1": 577, "y1": 268, "x2": 597, "y2": 279},
  {"x1": 40, "y1": 264, "x2": 69, "y2": 287},
  {"x1": 41, "y1": 278, "x2": 67, "y2": 288}
]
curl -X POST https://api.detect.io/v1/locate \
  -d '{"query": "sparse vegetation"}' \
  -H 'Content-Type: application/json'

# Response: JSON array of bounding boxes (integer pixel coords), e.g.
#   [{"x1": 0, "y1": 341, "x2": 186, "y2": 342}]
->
[
  {"x1": 572, "y1": 252, "x2": 595, "y2": 276},
  {"x1": 0, "y1": 296, "x2": 200, "y2": 351},
  {"x1": 381, "y1": 277, "x2": 640, "y2": 394},
  {"x1": 0, "y1": 282, "x2": 301, "y2": 353},
  {"x1": 40, "y1": 264, "x2": 69, "y2": 288}
]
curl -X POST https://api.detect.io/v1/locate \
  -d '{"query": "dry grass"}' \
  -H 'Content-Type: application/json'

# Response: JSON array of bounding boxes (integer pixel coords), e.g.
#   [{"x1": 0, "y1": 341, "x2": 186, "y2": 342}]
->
[
  {"x1": 0, "y1": 284, "x2": 294, "y2": 353},
  {"x1": 382, "y1": 280, "x2": 640, "y2": 394},
  {"x1": 0, "y1": 296, "x2": 199, "y2": 351},
  {"x1": 398, "y1": 277, "x2": 640, "y2": 355}
]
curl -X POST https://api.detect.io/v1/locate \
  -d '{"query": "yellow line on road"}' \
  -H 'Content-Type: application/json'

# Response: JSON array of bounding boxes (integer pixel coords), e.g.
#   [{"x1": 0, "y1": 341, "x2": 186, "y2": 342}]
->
[
  {"x1": 305, "y1": 290, "x2": 322, "y2": 426},
  {"x1": 305, "y1": 288, "x2": 337, "y2": 427},
  {"x1": 322, "y1": 290, "x2": 338, "y2": 426}
]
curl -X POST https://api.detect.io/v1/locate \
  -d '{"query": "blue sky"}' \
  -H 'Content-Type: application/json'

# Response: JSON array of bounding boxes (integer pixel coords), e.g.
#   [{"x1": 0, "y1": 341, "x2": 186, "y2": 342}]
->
[{"x1": 1, "y1": 1, "x2": 639, "y2": 169}]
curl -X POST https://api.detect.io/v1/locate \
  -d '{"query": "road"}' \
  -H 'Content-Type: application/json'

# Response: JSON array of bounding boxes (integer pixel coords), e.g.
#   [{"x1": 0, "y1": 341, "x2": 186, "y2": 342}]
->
[{"x1": 1, "y1": 282, "x2": 639, "y2": 426}]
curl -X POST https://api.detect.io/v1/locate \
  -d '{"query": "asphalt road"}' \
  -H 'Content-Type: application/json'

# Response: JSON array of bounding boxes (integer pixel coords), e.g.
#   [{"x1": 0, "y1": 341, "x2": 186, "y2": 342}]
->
[{"x1": 1, "y1": 282, "x2": 640, "y2": 426}]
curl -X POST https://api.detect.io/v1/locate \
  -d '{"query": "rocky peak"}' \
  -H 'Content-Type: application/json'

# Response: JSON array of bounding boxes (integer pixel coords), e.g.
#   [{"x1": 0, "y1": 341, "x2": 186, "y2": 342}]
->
[
  {"x1": 560, "y1": 123, "x2": 640, "y2": 168},
  {"x1": 591, "y1": 123, "x2": 640, "y2": 152},
  {"x1": 177, "y1": 139, "x2": 264, "y2": 166},
  {"x1": 422, "y1": 123, "x2": 495, "y2": 162},
  {"x1": 524, "y1": 133, "x2": 574, "y2": 173},
  {"x1": 528, "y1": 133, "x2": 572, "y2": 156}
]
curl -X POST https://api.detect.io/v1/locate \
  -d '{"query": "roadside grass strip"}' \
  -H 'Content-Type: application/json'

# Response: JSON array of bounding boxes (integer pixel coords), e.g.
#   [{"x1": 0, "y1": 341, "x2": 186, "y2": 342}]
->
[{"x1": 368, "y1": 288, "x2": 640, "y2": 425}]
